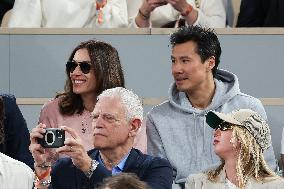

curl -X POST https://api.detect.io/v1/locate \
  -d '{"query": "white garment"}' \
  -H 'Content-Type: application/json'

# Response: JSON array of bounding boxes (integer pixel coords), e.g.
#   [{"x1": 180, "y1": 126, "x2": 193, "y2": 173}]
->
[
  {"x1": 225, "y1": 179, "x2": 253, "y2": 189},
  {"x1": 128, "y1": 0, "x2": 226, "y2": 28},
  {"x1": 281, "y1": 127, "x2": 284, "y2": 154},
  {"x1": 0, "y1": 152, "x2": 34, "y2": 189},
  {"x1": 8, "y1": 0, "x2": 128, "y2": 28},
  {"x1": 186, "y1": 169, "x2": 284, "y2": 189},
  {"x1": 225, "y1": 179, "x2": 239, "y2": 189}
]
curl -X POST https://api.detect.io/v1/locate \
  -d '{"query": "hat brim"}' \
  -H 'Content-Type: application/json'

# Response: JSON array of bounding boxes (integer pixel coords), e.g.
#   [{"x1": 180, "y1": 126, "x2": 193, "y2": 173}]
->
[{"x1": 206, "y1": 111, "x2": 242, "y2": 129}]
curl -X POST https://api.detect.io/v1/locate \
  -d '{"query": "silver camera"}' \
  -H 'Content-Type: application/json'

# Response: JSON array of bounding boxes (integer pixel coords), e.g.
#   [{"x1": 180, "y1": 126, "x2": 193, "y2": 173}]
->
[{"x1": 38, "y1": 128, "x2": 65, "y2": 148}]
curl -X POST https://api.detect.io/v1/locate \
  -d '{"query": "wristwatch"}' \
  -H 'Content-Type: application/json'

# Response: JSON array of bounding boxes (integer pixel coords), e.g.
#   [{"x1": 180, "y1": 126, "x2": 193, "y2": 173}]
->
[{"x1": 84, "y1": 160, "x2": 99, "y2": 178}]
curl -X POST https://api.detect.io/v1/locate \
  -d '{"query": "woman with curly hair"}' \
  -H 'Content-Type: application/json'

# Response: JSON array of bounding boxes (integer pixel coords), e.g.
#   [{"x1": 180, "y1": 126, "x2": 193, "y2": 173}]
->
[{"x1": 186, "y1": 109, "x2": 284, "y2": 189}]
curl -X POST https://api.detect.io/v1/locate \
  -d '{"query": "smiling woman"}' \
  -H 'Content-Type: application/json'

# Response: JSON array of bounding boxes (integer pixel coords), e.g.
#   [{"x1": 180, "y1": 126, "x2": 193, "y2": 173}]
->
[{"x1": 35, "y1": 39, "x2": 146, "y2": 163}]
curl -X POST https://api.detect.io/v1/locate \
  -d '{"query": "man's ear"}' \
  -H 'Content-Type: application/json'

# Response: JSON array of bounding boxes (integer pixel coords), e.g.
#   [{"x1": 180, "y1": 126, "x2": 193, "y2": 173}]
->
[
  {"x1": 207, "y1": 56, "x2": 216, "y2": 71},
  {"x1": 128, "y1": 118, "x2": 141, "y2": 137}
]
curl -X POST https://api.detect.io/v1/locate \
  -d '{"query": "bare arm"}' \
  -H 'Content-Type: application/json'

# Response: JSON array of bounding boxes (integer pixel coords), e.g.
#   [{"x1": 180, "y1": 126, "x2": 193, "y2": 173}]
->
[
  {"x1": 166, "y1": 0, "x2": 198, "y2": 25},
  {"x1": 167, "y1": 0, "x2": 225, "y2": 27},
  {"x1": 135, "y1": 0, "x2": 167, "y2": 27}
]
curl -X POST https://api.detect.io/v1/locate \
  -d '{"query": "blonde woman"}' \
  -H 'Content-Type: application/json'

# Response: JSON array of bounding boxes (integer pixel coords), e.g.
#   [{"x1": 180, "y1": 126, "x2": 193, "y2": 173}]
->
[{"x1": 186, "y1": 109, "x2": 284, "y2": 189}]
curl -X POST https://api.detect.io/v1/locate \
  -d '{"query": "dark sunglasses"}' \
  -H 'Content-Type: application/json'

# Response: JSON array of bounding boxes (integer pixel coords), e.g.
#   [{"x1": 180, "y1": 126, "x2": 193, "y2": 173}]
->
[
  {"x1": 216, "y1": 121, "x2": 233, "y2": 131},
  {"x1": 66, "y1": 60, "x2": 93, "y2": 74}
]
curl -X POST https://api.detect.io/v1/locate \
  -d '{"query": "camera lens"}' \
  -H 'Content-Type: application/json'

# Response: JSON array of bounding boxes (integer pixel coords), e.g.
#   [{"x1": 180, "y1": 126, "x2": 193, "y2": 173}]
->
[{"x1": 46, "y1": 132, "x2": 54, "y2": 143}]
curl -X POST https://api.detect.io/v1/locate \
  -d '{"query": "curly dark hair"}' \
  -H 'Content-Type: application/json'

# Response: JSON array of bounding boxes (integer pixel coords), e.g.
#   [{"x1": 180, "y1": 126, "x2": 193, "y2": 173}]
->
[
  {"x1": 170, "y1": 25, "x2": 222, "y2": 77},
  {"x1": 57, "y1": 39, "x2": 125, "y2": 115}
]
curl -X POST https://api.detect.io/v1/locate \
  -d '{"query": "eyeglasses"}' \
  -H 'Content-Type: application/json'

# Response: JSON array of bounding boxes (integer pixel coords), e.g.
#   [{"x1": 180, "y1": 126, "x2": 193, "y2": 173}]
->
[
  {"x1": 66, "y1": 60, "x2": 93, "y2": 74},
  {"x1": 216, "y1": 121, "x2": 233, "y2": 131}
]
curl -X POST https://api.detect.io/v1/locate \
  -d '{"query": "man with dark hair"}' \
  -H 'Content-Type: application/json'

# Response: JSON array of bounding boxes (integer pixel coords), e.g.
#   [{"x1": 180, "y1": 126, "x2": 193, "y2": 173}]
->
[{"x1": 146, "y1": 25, "x2": 276, "y2": 189}]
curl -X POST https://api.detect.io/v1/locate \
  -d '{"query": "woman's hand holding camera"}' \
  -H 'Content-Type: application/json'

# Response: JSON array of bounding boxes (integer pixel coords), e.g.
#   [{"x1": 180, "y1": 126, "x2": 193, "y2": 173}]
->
[
  {"x1": 56, "y1": 126, "x2": 92, "y2": 173},
  {"x1": 30, "y1": 123, "x2": 51, "y2": 167},
  {"x1": 30, "y1": 123, "x2": 55, "y2": 185}
]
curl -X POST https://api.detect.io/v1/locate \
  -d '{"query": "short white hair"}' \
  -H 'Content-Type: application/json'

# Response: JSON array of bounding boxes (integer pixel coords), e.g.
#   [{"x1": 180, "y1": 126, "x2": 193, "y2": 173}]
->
[{"x1": 97, "y1": 87, "x2": 143, "y2": 121}]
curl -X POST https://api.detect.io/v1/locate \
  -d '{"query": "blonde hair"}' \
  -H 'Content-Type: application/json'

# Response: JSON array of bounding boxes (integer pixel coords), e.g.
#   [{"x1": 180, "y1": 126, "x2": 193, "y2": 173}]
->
[{"x1": 207, "y1": 125, "x2": 278, "y2": 189}]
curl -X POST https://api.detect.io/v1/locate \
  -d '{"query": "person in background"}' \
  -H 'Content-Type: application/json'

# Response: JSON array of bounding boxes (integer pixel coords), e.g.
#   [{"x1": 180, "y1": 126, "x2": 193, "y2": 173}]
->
[
  {"x1": 237, "y1": 0, "x2": 284, "y2": 27},
  {"x1": 31, "y1": 39, "x2": 146, "y2": 164},
  {"x1": 96, "y1": 173, "x2": 150, "y2": 189},
  {"x1": 8, "y1": 0, "x2": 128, "y2": 28},
  {"x1": 186, "y1": 109, "x2": 284, "y2": 189},
  {"x1": 30, "y1": 87, "x2": 172, "y2": 189},
  {"x1": 0, "y1": 94, "x2": 33, "y2": 168},
  {"x1": 0, "y1": 152, "x2": 34, "y2": 189},
  {"x1": 146, "y1": 25, "x2": 276, "y2": 189},
  {"x1": 128, "y1": 0, "x2": 226, "y2": 28}
]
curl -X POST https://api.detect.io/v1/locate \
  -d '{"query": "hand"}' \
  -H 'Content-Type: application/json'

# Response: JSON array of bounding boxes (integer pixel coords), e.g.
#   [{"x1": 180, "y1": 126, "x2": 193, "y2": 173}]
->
[
  {"x1": 140, "y1": 0, "x2": 168, "y2": 15},
  {"x1": 166, "y1": 0, "x2": 189, "y2": 13},
  {"x1": 56, "y1": 126, "x2": 92, "y2": 173},
  {"x1": 30, "y1": 123, "x2": 53, "y2": 166}
]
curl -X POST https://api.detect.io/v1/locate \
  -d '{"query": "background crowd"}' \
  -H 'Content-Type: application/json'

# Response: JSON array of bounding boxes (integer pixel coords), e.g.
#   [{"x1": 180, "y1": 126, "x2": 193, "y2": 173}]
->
[{"x1": 1, "y1": 0, "x2": 284, "y2": 28}]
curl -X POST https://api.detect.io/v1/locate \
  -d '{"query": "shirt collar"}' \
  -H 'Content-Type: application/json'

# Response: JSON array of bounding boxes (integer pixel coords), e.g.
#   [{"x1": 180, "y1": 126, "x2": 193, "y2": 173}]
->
[
  {"x1": 115, "y1": 152, "x2": 129, "y2": 171},
  {"x1": 97, "y1": 151, "x2": 130, "y2": 175}
]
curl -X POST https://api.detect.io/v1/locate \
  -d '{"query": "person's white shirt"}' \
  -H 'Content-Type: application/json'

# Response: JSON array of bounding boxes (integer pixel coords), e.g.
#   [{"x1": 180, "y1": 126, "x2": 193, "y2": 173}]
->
[
  {"x1": 8, "y1": 0, "x2": 128, "y2": 28},
  {"x1": 128, "y1": 0, "x2": 226, "y2": 28},
  {"x1": 0, "y1": 152, "x2": 34, "y2": 189}
]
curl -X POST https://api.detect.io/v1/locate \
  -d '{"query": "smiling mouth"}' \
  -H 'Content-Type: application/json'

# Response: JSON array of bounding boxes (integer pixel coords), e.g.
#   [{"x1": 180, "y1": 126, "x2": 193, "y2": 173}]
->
[{"x1": 73, "y1": 80, "x2": 86, "y2": 84}]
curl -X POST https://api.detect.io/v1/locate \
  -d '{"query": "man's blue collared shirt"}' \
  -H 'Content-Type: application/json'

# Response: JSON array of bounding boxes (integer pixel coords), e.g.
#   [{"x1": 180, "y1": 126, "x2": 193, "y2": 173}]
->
[{"x1": 98, "y1": 152, "x2": 130, "y2": 175}]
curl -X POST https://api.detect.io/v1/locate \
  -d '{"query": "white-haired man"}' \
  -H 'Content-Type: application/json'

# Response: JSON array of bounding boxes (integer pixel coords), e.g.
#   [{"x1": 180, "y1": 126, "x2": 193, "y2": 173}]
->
[{"x1": 30, "y1": 87, "x2": 172, "y2": 189}]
